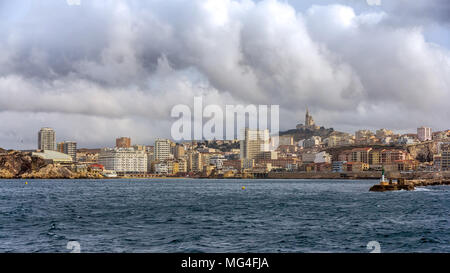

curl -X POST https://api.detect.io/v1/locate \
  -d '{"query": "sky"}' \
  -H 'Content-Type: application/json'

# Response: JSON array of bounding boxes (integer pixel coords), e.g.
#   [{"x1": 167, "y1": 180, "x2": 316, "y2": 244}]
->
[{"x1": 0, "y1": 0, "x2": 449, "y2": 149}]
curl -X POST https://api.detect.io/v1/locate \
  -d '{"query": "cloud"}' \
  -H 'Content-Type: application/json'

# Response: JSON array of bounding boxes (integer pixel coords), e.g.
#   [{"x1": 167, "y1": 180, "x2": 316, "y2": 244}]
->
[{"x1": 0, "y1": 0, "x2": 448, "y2": 149}]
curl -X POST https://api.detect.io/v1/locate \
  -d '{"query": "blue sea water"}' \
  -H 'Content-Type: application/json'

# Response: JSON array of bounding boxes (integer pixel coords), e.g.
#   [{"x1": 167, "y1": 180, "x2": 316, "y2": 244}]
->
[{"x1": 0, "y1": 179, "x2": 448, "y2": 253}]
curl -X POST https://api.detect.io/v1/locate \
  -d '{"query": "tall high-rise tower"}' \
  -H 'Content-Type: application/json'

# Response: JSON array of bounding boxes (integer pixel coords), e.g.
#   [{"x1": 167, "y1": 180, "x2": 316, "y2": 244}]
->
[
  {"x1": 154, "y1": 139, "x2": 172, "y2": 161},
  {"x1": 240, "y1": 128, "x2": 270, "y2": 160},
  {"x1": 38, "y1": 128, "x2": 56, "y2": 151}
]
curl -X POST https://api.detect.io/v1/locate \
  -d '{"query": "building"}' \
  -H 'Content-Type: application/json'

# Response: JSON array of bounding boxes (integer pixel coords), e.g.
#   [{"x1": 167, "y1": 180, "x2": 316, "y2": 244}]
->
[
  {"x1": 351, "y1": 148, "x2": 372, "y2": 164},
  {"x1": 187, "y1": 151, "x2": 203, "y2": 173},
  {"x1": 376, "y1": 129, "x2": 394, "y2": 139},
  {"x1": 303, "y1": 136, "x2": 322, "y2": 148},
  {"x1": 441, "y1": 143, "x2": 450, "y2": 171},
  {"x1": 155, "y1": 139, "x2": 172, "y2": 161},
  {"x1": 32, "y1": 150, "x2": 73, "y2": 164},
  {"x1": 380, "y1": 149, "x2": 407, "y2": 164},
  {"x1": 325, "y1": 136, "x2": 340, "y2": 148},
  {"x1": 332, "y1": 161, "x2": 347, "y2": 173},
  {"x1": 174, "y1": 144, "x2": 185, "y2": 159},
  {"x1": 278, "y1": 135, "x2": 294, "y2": 146},
  {"x1": 240, "y1": 128, "x2": 270, "y2": 160},
  {"x1": 76, "y1": 148, "x2": 100, "y2": 164},
  {"x1": 417, "y1": 126, "x2": 432, "y2": 142},
  {"x1": 38, "y1": 128, "x2": 56, "y2": 151},
  {"x1": 398, "y1": 135, "x2": 416, "y2": 145},
  {"x1": 116, "y1": 137, "x2": 131, "y2": 148},
  {"x1": 314, "y1": 151, "x2": 332, "y2": 164},
  {"x1": 98, "y1": 148, "x2": 147, "y2": 173},
  {"x1": 355, "y1": 130, "x2": 374, "y2": 143},
  {"x1": 57, "y1": 141, "x2": 77, "y2": 161},
  {"x1": 302, "y1": 152, "x2": 316, "y2": 163},
  {"x1": 296, "y1": 108, "x2": 320, "y2": 130},
  {"x1": 223, "y1": 159, "x2": 241, "y2": 171},
  {"x1": 345, "y1": 162, "x2": 369, "y2": 172},
  {"x1": 209, "y1": 155, "x2": 226, "y2": 170}
]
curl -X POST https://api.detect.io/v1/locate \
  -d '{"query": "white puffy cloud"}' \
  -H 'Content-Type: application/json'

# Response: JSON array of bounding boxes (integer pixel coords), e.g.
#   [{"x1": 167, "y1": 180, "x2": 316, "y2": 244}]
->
[{"x1": 0, "y1": 0, "x2": 448, "y2": 149}]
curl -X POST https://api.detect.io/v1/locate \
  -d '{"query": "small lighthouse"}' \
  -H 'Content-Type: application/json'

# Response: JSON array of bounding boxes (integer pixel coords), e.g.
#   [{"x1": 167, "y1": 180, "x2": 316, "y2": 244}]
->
[{"x1": 380, "y1": 167, "x2": 389, "y2": 186}]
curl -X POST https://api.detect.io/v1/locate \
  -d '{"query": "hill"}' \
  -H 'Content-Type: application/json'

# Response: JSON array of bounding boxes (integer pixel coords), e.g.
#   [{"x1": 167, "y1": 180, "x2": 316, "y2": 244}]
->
[{"x1": 279, "y1": 127, "x2": 338, "y2": 142}]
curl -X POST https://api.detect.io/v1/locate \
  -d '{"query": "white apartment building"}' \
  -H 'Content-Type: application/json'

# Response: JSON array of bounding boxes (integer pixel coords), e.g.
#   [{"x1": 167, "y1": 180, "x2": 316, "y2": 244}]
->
[
  {"x1": 417, "y1": 126, "x2": 432, "y2": 142},
  {"x1": 155, "y1": 139, "x2": 172, "y2": 161},
  {"x1": 98, "y1": 148, "x2": 147, "y2": 173},
  {"x1": 38, "y1": 127, "x2": 56, "y2": 151}
]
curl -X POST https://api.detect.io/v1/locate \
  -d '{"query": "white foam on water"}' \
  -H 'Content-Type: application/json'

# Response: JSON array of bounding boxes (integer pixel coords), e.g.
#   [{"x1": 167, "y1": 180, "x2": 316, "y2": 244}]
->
[{"x1": 414, "y1": 187, "x2": 432, "y2": 192}]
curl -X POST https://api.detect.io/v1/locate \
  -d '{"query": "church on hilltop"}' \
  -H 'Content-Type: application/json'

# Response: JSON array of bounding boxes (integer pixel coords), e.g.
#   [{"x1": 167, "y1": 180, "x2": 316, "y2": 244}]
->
[{"x1": 296, "y1": 108, "x2": 320, "y2": 131}]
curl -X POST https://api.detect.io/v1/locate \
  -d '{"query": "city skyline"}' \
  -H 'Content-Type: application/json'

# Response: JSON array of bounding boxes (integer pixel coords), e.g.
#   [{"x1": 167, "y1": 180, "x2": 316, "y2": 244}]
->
[{"x1": 0, "y1": 0, "x2": 449, "y2": 149}]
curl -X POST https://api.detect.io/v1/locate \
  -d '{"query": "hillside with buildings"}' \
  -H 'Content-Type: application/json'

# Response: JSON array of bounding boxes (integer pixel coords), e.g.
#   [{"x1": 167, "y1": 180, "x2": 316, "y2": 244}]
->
[
  {"x1": 279, "y1": 108, "x2": 345, "y2": 142},
  {"x1": 1, "y1": 110, "x2": 449, "y2": 180}
]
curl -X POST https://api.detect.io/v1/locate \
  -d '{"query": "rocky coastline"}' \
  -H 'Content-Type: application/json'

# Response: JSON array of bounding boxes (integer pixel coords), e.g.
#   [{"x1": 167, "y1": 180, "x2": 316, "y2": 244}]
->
[
  {"x1": 369, "y1": 178, "x2": 450, "y2": 192},
  {"x1": 0, "y1": 150, "x2": 103, "y2": 179}
]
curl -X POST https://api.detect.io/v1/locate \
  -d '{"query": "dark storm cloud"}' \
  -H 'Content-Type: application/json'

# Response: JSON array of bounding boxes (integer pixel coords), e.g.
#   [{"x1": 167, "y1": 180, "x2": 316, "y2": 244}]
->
[{"x1": 0, "y1": 0, "x2": 449, "y2": 149}]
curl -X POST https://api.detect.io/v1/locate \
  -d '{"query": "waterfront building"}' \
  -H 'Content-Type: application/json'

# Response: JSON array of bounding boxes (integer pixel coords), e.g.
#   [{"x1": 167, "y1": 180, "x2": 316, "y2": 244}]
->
[
  {"x1": 209, "y1": 155, "x2": 226, "y2": 170},
  {"x1": 351, "y1": 148, "x2": 372, "y2": 164},
  {"x1": 98, "y1": 148, "x2": 147, "y2": 173},
  {"x1": 240, "y1": 128, "x2": 270, "y2": 160},
  {"x1": 255, "y1": 158, "x2": 298, "y2": 169},
  {"x1": 76, "y1": 148, "x2": 100, "y2": 164},
  {"x1": 154, "y1": 162, "x2": 169, "y2": 175},
  {"x1": 369, "y1": 150, "x2": 382, "y2": 166},
  {"x1": 332, "y1": 161, "x2": 347, "y2": 173},
  {"x1": 345, "y1": 162, "x2": 369, "y2": 172},
  {"x1": 57, "y1": 141, "x2": 77, "y2": 161},
  {"x1": 380, "y1": 149, "x2": 407, "y2": 164},
  {"x1": 417, "y1": 126, "x2": 432, "y2": 142},
  {"x1": 155, "y1": 139, "x2": 172, "y2": 161},
  {"x1": 174, "y1": 144, "x2": 185, "y2": 159},
  {"x1": 242, "y1": 158, "x2": 255, "y2": 170},
  {"x1": 176, "y1": 159, "x2": 188, "y2": 173},
  {"x1": 433, "y1": 155, "x2": 442, "y2": 171},
  {"x1": 187, "y1": 151, "x2": 203, "y2": 172},
  {"x1": 441, "y1": 143, "x2": 450, "y2": 171},
  {"x1": 222, "y1": 159, "x2": 241, "y2": 171},
  {"x1": 116, "y1": 137, "x2": 131, "y2": 148},
  {"x1": 38, "y1": 128, "x2": 56, "y2": 151},
  {"x1": 32, "y1": 150, "x2": 73, "y2": 164}
]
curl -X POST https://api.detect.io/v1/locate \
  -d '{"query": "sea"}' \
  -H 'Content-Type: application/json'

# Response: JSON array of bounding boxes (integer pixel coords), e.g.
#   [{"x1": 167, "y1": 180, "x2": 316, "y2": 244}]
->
[{"x1": 0, "y1": 179, "x2": 448, "y2": 253}]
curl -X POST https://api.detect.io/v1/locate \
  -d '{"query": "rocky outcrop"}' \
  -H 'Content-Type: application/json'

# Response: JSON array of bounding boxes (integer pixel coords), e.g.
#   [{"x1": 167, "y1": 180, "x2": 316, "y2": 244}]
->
[
  {"x1": 20, "y1": 164, "x2": 104, "y2": 179},
  {"x1": 369, "y1": 183, "x2": 415, "y2": 192},
  {"x1": 370, "y1": 178, "x2": 450, "y2": 192},
  {"x1": 0, "y1": 150, "x2": 47, "y2": 178},
  {"x1": 0, "y1": 150, "x2": 103, "y2": 179},
  {"x1": 406, "y1": 142, "x2": 437, "y2": 162}
]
